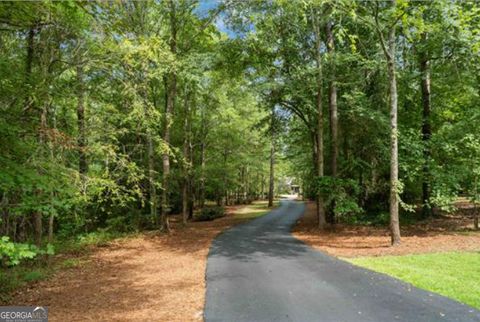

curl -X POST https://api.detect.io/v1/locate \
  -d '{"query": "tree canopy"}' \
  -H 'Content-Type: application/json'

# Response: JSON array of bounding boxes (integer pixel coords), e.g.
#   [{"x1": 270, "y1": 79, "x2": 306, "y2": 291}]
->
[{"x1": 0, "y1": 0, "x2": 479, "y2": 255}]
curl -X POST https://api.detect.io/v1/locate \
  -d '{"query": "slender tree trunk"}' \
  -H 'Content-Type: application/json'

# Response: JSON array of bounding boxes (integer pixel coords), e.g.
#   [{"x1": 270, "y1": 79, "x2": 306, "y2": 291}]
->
[
  {"x1": 386, "y1": 0, "x2": 401, "y2": 245},
  {"x1": 200, "y1": 141, "x2": 206, "y2": 208},
  {"x1": 147, "y1": 135, "x2": 157, "y2": 224},
  {"x1": 419, "y1": 34, "x2": 432, "y2": 218},
  {"x1": 223, "y1": 150, "x2": 228, "y2": 206},
  {"x1": 161, "y1": 74, "x2": 174, "y2": 231},
  {"x1": 474, "y1": 202, "x2": 478, "y2": 230},
  {"x1": 48, "y1": 211, "x2": 54, "y2": 244},
  {"x1": 268, "y1": 107, "x2": 275, "y2": 208},
  {"x1": 76, "y1": 53, "x2": 88, "y2": 243},
  {"x1": 34, "y1": 204, "x2": 43, "y2": 247},
  {"x1": 182, "y1": 86, "x2": 190, "y2": 225},
  {"x1": 375, "y1": 0, "x2": 401, "y2": 245},
  {"x1": 255, "y1": 172, "x2": 260, "y2": 200},
  {"x1": 246, "y1": 168, "x2": 250, "y2": 203},
  {"x1": 1, "y1": 193, "x2": 7, "y2": 237},
  {"x1": 188, "y1": 179, "x2": 194, "y2": 220},
  {"x1": 160, "y1": 0, "x2": 177, "y2": 232},
  {"x1": 187, "y1": 98, "x2": 195, "y2": 220},
  {"x1": 34, "y1": 107, "x2": 48, "y2": 248},
  {"x1": 182, "y1": 179, "x2": 188, "y2": 224},
  {"x1": 326, "y1": 20, "x2": 338, "y2": 179},
  {"x1": 474, "y1": 177, "x2": 479, "y2": 230},
  {"x1": 199, "y1": 104, "x2": 206, "y2": 208},
  {"x1": 143, "y1": 78, "x2": 156, "y2": 225},
  {"x1": 268, "y1": 144, "x2": 275, "y2": 207},
  {"x1": 326, "y1": 19, "x2": 338, "y2": 225},
  {"x1": 312, "y1": 7, "x2": 326, "y2": 229},
  {"x1": 77, "y1": 64, "x2": 88, "y2": 177},
  {"x1": 25, "y1": 26, "x2": 42, "y2": 246},
  {"x1": 243, "y1": 167, "x2": 248, "y2": 203},
  {"x1": 48, "y1": 103, "x2": 57, "y2": 246},
  {"x1": 23, "y1": 26, "x2": 35, "y2": 111},
  {"x1": 261, "y1": 174, "x2": 265, "y2": 200}
]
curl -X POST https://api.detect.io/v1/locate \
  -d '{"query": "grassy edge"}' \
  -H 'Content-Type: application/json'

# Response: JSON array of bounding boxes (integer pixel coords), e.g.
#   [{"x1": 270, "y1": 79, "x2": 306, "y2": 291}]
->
[
  {"x1": 346, "y1": 251, "x2": 480, "y2": 310},
  {"x1": 233, "y1": 200, "x2": 280, "y2": 220}
]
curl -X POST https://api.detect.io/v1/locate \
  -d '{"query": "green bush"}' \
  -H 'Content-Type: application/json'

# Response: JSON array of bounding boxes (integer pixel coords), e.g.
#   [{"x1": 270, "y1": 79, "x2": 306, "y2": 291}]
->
[
  {"x1": 76, "y1": 230, "x2": 116, "y2": 247},
  {"x1": 196, "y1": 206, "x2": 225, "y2": 221},
  {"x1": 314, "y1": 176, "x2": 363, "y2": 218},
  {"x1": 23, "y1": 270, "x2": 46, "y2": 282},
  {"x1": 0, "y1": 236, "x2": 38, "y2": 266}
]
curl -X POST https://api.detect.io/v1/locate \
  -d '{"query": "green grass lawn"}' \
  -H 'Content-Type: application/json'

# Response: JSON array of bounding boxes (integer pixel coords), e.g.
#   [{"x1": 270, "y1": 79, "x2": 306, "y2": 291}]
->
[
  {"x1": 348, "y1": 252, "x2": 480, "y2": 309},
  {"x1": 234, "y1": 200, "x2": 279, "y2": 219}
]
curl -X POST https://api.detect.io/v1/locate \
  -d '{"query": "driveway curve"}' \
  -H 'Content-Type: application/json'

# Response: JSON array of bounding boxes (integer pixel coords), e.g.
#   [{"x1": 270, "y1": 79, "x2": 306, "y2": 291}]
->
[{"x1": 204, "y1": 199, "x2": 480, "y2": 322}]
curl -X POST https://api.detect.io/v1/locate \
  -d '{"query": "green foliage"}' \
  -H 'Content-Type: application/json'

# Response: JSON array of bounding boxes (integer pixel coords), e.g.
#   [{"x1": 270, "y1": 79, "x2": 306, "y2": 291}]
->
[
  {"x1": 0, "y1": 237, "x2": 38, "y2": 267},
  {"x1": 229, "y1": 0, "x2": 480, "y2": 226},
  {"x1": 0, "y1": 266, "x2": 51, "y2": 302},
  {"x1": 61, "y1": 258, "x2": 83, "y2": 269},
  {"x1": 76, "y1": 231, "x2": 121, "y2": 248},
  {"x1": 314, "y1": 176, "x2": 363, "y2": 218},
  {"x1": 0, "y1": 0, "x2": 273, "y2": 252},
  {"x1": 0, "y1": 0, "x2": 479, "y2": 298},
  {"x1": 22, "y1": 270, "x2": 46, "y2": 283},
  {"x1": 196, "y1": 206, "x2": 226, "y2": 222}
]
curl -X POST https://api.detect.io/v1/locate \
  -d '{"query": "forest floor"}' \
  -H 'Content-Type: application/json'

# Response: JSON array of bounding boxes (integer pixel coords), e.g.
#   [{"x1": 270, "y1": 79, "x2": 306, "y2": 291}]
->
[
  {"x1": 293, "y1": 201, "x2": 480, "y2": 257},
  {"x1": 7, "y1": 201, "x2": 276, "y2": 322}
]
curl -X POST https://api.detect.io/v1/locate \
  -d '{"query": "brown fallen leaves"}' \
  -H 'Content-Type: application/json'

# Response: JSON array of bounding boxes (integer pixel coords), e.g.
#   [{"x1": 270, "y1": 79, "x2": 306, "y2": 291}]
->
[
  {"x1": 9, "y1": 205, "x2": 249, "y2": 322},
  {"x1": 293, "y1": 201, "x2": 480, "y2": 258},
  {"x1": 11, "y1": 201, "x2": 479, "y2": 321}
]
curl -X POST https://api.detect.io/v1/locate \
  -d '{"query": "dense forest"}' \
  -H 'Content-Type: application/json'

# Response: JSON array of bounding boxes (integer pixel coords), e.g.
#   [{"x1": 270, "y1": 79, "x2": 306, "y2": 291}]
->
[{"x1": 0, "y1": 0, "x2": 479, "y2": 264}]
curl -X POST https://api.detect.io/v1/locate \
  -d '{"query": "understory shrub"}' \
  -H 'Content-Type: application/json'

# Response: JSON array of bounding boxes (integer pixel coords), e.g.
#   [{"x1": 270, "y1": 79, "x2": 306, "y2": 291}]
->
[
  {"x1": 196, "y1": 206, "x2": 225, "y2": 221},
  {"x1": 0, "y1": 236, "x2": 53, "y2": 267}
]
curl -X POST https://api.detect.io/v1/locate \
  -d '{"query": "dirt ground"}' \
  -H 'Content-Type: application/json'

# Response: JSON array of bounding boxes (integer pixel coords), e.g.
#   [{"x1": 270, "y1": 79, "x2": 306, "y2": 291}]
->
[
  {"x1": 9, "y1": 205, "x2": 254, "y2": 322},
  {"x1": 293, "y1": 201, "x2": 480, "y2": 258}
]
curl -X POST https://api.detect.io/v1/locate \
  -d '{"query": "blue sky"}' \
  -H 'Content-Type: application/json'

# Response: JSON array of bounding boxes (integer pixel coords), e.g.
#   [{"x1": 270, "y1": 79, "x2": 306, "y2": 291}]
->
[{"x1": 196, "y1": 0, "x2": 236, "y2": 38}]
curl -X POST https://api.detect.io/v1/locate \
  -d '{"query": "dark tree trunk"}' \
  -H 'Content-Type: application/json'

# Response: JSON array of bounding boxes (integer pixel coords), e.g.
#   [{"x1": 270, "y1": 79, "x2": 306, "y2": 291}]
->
[
  {"x1": 23, "y1": 27, "x2": 35, "y2": 111},
  {"x1": 160, "y1": 0, "x2": 177, "y2": 232},
  {"x1": 326, "y1": 19, "x2": 338, "y2": 225},
  {"x1": 199, "y1": 141, "x2": 206, "y2": 208},
  {"x1": 474, "y1": 203, "x2": 478, "y2": 230},
  {"x1": 28, "y1": 26, "x2": 42, "y2": 247},
  {"x1": 312, "y1": 7, "x2": 326, "y2": 229},
  {"x1": 144, "y1": 80, "x2": 156, "y2": 225},
  {"x1": 326, "y1": 20, "x2": 338, "y2": 179},
  {"x1": 147, "y1": 135, "x2": 157, "y2": 224},
  {"x1": 223, "y1": 150, "x2": 228, "y2": 206},
  {"x1": 34, "y1": 106, "x2": 48, "y2": 248},
  {"x1": 261, "y1": 174, "x2": 265, "y2": 200},
  {"x1": 268, "y1": 107, "x2": 275, "y2": 208},
  {"x1": 199, "y1": 103, "x2": 206, "y2": 208},
  {"x1": 419, "y1": 33, "x2": 432, "y2": 218},
  {"x1": 268, "y1": 144, "x2": 275, "y2": 207},
  {"x1": 188, "y1": 97, "x2": 195, "y2": 220},
  {"x1": 77, "y1": 64, "x2": 88, "y2": 177},
  {"x1": 182, "y1": 86, "x2": 190, "y2": 225}
]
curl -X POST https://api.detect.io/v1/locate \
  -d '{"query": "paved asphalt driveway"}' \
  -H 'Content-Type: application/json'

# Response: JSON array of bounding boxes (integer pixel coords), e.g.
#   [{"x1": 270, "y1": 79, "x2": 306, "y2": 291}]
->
[{"x1": 204, "y1": 199, "x2": 480, "y2": 322}]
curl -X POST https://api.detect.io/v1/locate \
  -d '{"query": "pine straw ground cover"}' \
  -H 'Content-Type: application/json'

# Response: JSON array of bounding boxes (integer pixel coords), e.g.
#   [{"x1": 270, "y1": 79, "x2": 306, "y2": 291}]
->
[
  {"x1": 293, "y1": 201, "x2": 480, "y2": 258},
  {"x1": 6, "y1": 201, "x2": 274, "y2": 322},
  {"x1": 293, "y1": 201, "x2": 480, "y2": 309}
]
